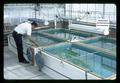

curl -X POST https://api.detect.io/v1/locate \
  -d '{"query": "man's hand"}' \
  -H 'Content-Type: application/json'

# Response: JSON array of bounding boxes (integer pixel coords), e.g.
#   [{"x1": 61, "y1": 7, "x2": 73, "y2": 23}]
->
[{"x1": 27, "y1": 35, "x2": 39, "y2": 47}]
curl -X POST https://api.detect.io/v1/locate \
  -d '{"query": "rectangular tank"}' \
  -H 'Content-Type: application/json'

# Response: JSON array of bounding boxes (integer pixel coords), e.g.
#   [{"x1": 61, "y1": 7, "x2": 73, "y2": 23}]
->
[
  {"x1": 80, "y1": 37, "x2": 116, "y2": 52},
  {"x1": 22, "y1": 32, "x2": 65, "y2": 47},
  {"x1": 41, "y1": 28, "x2": 95, "y2": 41},
  {"x1": 42, "y1": 43, "x2": 116, "y2": 79}
]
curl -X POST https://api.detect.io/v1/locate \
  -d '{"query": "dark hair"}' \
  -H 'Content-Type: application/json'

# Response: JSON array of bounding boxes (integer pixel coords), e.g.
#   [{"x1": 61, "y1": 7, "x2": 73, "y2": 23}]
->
[{"x1": 31, "y1": 21, "x2": 38, "y2": 27}]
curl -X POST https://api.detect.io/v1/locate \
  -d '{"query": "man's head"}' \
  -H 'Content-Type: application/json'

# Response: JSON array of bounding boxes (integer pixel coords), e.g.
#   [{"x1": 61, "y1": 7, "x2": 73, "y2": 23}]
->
[{"x1": 31, "y1": 21, "x2": 38, "y2": 29}]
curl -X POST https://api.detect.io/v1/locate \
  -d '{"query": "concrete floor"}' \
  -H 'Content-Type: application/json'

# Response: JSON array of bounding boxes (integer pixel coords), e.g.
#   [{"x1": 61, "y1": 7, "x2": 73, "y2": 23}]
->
[{"x1": 4, "y1": 46, "x2": 52, "y2": 80}]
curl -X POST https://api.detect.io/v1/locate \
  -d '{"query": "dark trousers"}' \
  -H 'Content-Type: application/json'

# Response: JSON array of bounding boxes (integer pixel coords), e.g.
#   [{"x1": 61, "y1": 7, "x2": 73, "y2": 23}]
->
[{"x1": 12, "y1": 31, "x2": 26, "y2": 62}]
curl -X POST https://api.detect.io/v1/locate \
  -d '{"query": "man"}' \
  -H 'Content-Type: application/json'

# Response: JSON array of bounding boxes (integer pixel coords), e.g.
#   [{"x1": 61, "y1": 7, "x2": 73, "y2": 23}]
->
[{"x1": 12, "y1": 21, "x2": 38, "y2": 63}]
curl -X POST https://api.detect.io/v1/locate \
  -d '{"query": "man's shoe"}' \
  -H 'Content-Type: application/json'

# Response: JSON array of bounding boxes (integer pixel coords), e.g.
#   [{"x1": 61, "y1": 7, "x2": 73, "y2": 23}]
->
[{"x1": 20, "y1": 60, "x2": 29, "y2": 64}]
